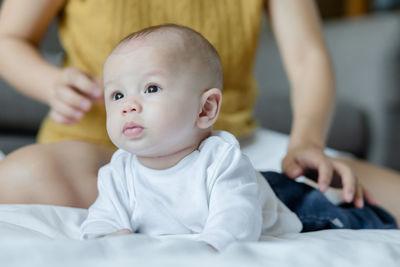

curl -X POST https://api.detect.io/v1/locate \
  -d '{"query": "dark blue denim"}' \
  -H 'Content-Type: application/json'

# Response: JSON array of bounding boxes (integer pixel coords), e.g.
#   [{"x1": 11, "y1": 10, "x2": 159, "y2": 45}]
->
[{"x1": 261, "y1": 171, "x2": 398, "y2": 232}]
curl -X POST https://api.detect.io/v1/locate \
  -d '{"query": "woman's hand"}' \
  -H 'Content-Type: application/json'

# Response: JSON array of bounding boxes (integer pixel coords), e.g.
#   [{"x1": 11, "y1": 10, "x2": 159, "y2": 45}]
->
[
  {"x1": 48, "y1": 67, "x2": 103, "y2": 124},
  {"x1": 282, "y1": 145, "x2": 370, "y2": 208}
]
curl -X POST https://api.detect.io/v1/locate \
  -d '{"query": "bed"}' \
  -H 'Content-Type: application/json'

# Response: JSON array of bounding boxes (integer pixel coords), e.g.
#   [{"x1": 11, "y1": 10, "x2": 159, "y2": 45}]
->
[{"x1": 1, "y1": 128, "x2": 399, "y2": 266}]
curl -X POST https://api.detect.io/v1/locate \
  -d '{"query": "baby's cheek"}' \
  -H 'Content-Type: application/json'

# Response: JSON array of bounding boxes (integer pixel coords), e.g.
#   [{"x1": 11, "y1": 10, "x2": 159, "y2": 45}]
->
[
  {"x1": 157, "y1": 103, "x2": 194, "y2": 131},
  {"x1": 106, "y1": 114, "x2": 121, "y2": 144},
  {"x1": 154, "y1": 112, "x2": 180, "y2": 133}
]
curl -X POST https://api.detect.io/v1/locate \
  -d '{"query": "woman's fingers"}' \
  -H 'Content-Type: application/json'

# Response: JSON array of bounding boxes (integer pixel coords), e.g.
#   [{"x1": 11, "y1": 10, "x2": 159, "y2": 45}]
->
[
  {"x1": 332, "y1": 161, "x2": 355, "y2": 202},
  {"x1": 283, "y1": 147, "x2": 367, "y2": 209},
  {"x1": 316, "y1": 159, "x2": 333, "y2": 192},
  {"x1": 283, "y1": 147, "x2": 334, "y2": 192},
  {"x1": 63, "y1": 67, "x2": 103, "y2": 99},
  {"x1": 49, "y1": 109, "x2": 76, "y2": 125},
  {"x1": 331, "y1": 160, "x2": 366, "y2": 208},
  {"x1": 49, "y1": 98, "x2": 83, "y2": 124},
  {"x1": 54, "y1": 85, "x2": 92, "y2": 112},
  {"x1": 48, "y1": 67, "x2": 102, "y2": 124},
  {"x1": 362, "y1": 186, "x2": 377, "y2": 206},
  {"x1": 353, "y1": 183, "x2": 364, "y2": 208},
  {"x1": 281, "y1": 154, "x2": 303, "y2": 178}
]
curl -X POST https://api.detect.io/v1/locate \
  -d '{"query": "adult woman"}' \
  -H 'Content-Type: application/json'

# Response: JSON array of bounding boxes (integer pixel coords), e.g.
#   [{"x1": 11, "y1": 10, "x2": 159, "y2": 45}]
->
[{"x1": 0, "y1": 0, "x2": 399, "y2": 222}]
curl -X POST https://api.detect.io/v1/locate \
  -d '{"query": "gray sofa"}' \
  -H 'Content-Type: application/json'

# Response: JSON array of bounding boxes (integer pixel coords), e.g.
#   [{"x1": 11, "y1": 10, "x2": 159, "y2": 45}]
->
[{"x1": 1, "y1": 12, "x2": 400, "y2": 171}]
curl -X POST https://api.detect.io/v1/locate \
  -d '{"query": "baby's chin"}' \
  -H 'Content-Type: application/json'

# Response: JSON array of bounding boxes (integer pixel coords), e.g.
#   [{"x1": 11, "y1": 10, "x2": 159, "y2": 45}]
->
[
  {"x1": 115, "y1": 142, "x2": 173, "y2": 158},
  {"x1": 119, "y1": 141, "x2": 196, "y2": 162},
  {"x1": 110, "y1": 131, "x2": 205, "y2": 162},
  {"x1": 125, "y1": 148, "x2": 179, "y2": 159}
]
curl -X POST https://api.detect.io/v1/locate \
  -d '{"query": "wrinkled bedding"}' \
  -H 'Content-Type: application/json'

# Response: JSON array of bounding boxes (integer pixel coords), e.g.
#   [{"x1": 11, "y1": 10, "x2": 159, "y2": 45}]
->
[
  {"x1": 1, "y1": 129, "x2": 399, "y2": 266},
  {"x1": 0, "y1": 204, "x2": 399, "y2": 266}
]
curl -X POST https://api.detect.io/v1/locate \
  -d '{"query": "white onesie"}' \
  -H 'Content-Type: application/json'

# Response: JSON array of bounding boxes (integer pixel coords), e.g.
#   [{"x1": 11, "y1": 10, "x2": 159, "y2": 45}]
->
[{"x1": 81, "y1": 131, "x2": 301, "y2": 251}]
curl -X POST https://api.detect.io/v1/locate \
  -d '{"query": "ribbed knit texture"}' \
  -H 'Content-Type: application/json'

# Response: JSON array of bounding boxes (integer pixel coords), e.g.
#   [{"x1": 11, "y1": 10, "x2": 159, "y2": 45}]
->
[{"x1": 38, "y1": 0, "x2": 264, "y2": 147}]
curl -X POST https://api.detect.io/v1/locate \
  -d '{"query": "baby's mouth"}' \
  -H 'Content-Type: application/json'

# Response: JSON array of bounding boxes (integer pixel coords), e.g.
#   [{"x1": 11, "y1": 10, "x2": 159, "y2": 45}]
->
[{"x1": 123, "y1": 122, "x2": 144, "y2": 138}]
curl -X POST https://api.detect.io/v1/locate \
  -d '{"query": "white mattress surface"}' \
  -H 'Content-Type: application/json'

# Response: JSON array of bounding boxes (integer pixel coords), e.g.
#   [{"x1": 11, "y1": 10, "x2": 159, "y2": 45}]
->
[{"x1": 1, "y1": 129, "x2": 399, "y2": 266}]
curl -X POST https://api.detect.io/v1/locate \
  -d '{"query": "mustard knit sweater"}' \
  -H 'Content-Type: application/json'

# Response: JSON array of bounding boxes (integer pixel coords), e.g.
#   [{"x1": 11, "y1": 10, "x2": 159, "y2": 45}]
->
[{"x1": 38, "y1": 0, "x2": 264, "y2": 147}]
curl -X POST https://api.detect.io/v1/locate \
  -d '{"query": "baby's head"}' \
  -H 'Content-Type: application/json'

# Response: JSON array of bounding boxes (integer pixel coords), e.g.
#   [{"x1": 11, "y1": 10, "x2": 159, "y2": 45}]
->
[{"x1": 103, "y1": 24, "x2": 223, "y2": 158}]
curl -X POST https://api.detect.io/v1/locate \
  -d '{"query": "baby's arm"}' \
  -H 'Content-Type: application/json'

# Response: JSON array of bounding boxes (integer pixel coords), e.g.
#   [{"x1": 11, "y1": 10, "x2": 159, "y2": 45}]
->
[
  {"x1": 80, "y1": 163, "x2": 133, "y2": 239},
  {"x1": 197, "y1": 147, "x2": 262, "y2": 251}
]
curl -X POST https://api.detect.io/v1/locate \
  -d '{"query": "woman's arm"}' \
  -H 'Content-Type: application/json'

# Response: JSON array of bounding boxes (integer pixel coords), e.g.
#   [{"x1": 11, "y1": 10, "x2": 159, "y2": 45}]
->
[
  {"x1": 267, "y1": 0, "x2": 364, "y2": 208},
  {"x1": 0, "y1": 0, "x2": 102, "y2": 124},
  {"x1": 269, "y1": 0, "x2": 335, "y2": 153},
  {"x1": 0, "y1": 0, "x2": 65, "y2": 103}
]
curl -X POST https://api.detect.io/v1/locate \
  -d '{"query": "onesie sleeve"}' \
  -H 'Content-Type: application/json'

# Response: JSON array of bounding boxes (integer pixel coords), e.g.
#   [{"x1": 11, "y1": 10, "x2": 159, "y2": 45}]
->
[
  {"x1": 196, "y1": 145, "x2": 262, "y2": 251},
  {"x1": 80, "y1": 156, "x2": 133, "y2": 239}
]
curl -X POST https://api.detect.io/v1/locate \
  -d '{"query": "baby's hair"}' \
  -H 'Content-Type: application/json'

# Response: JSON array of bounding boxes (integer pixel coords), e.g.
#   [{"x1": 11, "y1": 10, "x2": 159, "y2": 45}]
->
[{"x1": 116, "y1": 23, "x2": 223, "y2": 89}]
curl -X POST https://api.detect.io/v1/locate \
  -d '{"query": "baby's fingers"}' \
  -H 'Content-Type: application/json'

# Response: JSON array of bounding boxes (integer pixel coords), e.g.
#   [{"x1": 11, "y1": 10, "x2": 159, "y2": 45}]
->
[{"x1": 106, "y1": 229, "x2": 132, "y2": 236}]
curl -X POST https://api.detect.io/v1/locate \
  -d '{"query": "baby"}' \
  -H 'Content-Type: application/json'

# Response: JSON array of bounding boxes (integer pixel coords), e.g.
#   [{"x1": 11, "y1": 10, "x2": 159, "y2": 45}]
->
[{"x1": 80, "y1": 24, "x2": 301, "y2": 251}]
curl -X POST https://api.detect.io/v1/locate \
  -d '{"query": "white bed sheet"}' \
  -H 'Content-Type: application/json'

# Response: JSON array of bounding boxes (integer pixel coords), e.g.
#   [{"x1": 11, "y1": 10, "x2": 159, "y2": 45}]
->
[{"x1": 1, "y1": 128, "x2": 399, "y2": 266}]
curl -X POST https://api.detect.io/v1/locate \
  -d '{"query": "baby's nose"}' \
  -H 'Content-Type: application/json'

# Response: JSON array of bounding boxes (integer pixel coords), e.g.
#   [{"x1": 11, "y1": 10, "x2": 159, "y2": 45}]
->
[
  {"x1": 122, "y1": 107, "x2": 136, "y2": 114},
  {"x1": 122, "y1": 100, "x2": 142, "y2": 114}
]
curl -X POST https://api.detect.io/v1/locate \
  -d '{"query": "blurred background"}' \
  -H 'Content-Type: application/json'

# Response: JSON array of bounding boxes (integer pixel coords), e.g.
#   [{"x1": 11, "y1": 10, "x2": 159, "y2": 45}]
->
[
  {"x1": 318, "y1": 0, "x2": 400, "y2": 18},
  {"x1": 1, "y1": 0, "x2": 400, "y2": 171},
  {"x1": 255, "y1": 0, "x2": 400, "y2": 171}
]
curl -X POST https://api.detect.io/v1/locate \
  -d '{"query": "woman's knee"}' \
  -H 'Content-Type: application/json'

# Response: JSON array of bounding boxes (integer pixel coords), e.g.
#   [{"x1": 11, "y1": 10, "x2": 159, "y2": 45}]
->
[
  {"x1": 0, "y1": 143, "x2": 58, "y2": 180},
  {"x1": 0, "y1": 141, "x2": 113, "y2": 207},
  {"x1": 0, "y1": 141, "x2": 113, "y2": 177},
  {"x1": 0, "y1": 144, "x2": 67, "y2": 201}
]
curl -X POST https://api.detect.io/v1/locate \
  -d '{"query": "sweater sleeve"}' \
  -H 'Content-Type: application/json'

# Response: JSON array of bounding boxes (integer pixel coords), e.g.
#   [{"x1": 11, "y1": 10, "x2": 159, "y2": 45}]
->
[
  {"x1": 80, "y1": 158, "x2": 132, "y2": 239},
  {"x1": 196, "y1": 145, "x2": 262, "y2": 251}
]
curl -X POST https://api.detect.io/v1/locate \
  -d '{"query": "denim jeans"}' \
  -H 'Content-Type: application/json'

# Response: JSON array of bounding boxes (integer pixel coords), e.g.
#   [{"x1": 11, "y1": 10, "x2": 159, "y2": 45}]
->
[{"x1": 261, "y1": 171, "x2": 398, "y2": 232}]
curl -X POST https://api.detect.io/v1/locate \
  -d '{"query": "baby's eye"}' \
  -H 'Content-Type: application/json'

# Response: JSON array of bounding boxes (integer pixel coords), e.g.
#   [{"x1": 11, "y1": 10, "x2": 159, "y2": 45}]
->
[
  {"x1": 112, "y1": 92, "x2": 124, "y2": 101},
  {"x1": 145, "y1": 85, "x2": 162, "y2": 94}
]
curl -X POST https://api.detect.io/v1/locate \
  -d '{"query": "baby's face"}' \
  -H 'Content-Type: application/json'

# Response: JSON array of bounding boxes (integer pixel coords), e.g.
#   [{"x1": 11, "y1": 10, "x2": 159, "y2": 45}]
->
[{"x1": 103, "y1": 37, "x2": 204, "y2": 157}]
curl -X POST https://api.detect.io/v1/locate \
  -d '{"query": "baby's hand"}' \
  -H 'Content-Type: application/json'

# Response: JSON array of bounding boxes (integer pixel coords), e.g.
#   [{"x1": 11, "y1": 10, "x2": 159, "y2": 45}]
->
[{"x1": 104, "y1": 229, "x2": 132, "y2": 237}]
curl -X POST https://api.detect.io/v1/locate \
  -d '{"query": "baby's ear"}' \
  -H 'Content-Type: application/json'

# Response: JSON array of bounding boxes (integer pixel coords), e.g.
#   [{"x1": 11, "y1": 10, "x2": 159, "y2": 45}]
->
[{"x1": 196, "y1": 88, "x2": 222, "y2": 129}]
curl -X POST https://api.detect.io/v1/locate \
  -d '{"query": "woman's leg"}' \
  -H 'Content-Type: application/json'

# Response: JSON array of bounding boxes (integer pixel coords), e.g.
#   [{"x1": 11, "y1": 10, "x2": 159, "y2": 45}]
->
[
  {"x1": 339, "y1": 157, "x2": 400, "y2": 224},
  {"x1": 0, "y1": 141, "x2": 114, "y2": 208}
]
